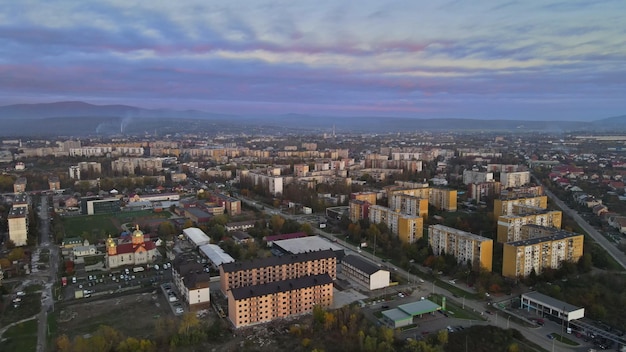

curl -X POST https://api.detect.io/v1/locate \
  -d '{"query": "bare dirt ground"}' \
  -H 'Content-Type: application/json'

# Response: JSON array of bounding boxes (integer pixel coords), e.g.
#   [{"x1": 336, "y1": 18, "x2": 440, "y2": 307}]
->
[{"x1": 57, "y1": 292, "x2": 171, "y2": 340}]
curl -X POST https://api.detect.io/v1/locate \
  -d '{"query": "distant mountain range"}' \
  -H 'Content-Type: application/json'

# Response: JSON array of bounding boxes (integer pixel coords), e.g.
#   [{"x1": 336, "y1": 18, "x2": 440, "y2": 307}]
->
[{"x1": 0, "y1": 101, "x2": 624, "y2": 137}]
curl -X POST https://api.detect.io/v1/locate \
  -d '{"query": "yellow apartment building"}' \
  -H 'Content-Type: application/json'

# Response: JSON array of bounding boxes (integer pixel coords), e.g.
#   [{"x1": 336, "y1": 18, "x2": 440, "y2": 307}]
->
[
  {"x1": 428, "y1": 188, "x2": 457, "y2": 211},
  {"x1": 368, "y1": 205, "x2": 423, "y2": 244},
  {"x1": 502, "y1": 230, "x2": 583, "y2": 278},
  {"x1": 352, "y1": 191, "x2": 377, "y2": 205},
  {"x1": 389, "y1": 193, "x2": 428, "y2": 218},
  {"x1": 494, "y1": 196, "x2": 548, "y2": 219},
  {"x1": 497, "y1": 210, "x2": 562, "y2": 243},
  {"x1": 428, "y1": 225, "x2": 493, "y2": 272}
]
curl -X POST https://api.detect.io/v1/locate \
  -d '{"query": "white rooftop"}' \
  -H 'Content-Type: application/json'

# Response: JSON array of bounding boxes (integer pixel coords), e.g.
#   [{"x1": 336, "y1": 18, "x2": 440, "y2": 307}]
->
[
  {"x1": 199, "y1": 243, "x2": 235, "y2": 266},
  {"x1": 273, "y1": 235, "x2": 343, "y2": 254},
  {"x1": 183, "y1": 227, "x2": 211, "y2": 247}
]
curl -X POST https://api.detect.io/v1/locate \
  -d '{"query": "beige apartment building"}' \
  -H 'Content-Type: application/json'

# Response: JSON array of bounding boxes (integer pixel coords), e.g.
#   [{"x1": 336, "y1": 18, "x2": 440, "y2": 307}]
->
[
  {"x1": 8, "y1": 206, "x2": 28, "y2": 247},
  {"x1": 219, "y1": 250, "x2": 337, "y2": 295},
  {"x1": 500, "y1": 171, "x2": 531, "y2": 188},
  {"x1": 502, "y1": 230, "x2": 584, "y2": 278},
  {"x1": 389, "y1": 193, "x2": 428, "y2": 218},
  {"x1": 227, "y1": 274, "x2": 333, "y2": 328},
  {"x1": 368, "y1": 205, "x2": 424, "y2": 244},
  {"x1": 428, "y1": 225, "x2": 493, "y2": 272},
  {"x1": 13, "y1": 177, "x2": 27, "y2": 193},
  {"x1": 428, "y1": 188, "x2": 457, "y2": 211},
  {"x1": 493, "y1": 196, "x2": 548, "y2": 219},
  {"x1": 497, "y1": 210, "x2": 562, "y2": 243}
]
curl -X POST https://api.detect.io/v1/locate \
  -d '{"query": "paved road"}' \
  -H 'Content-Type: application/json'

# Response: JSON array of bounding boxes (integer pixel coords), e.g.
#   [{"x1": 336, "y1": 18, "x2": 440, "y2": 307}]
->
[
  {"x1": 542, "y1": 186, "x2": 626, "y2": 270},
  {"x1": 36, "y1": 196, "x2": 56, "y2": 352}
]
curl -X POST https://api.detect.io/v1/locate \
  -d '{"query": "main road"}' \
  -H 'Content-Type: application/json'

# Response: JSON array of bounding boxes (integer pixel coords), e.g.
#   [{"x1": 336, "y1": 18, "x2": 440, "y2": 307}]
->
[
  {"x1": 536, "y1": 178, "x2": 626, "y2": 270},
  {"x1": 36, "y1": 195, "x2": 58, "y2": 352}
]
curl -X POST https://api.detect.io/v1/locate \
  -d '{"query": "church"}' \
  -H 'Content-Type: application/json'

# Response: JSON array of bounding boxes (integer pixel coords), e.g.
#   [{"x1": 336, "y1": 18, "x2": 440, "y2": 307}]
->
[{"x1": 106, "y1": 225, "x2": 158, "y2": 269}]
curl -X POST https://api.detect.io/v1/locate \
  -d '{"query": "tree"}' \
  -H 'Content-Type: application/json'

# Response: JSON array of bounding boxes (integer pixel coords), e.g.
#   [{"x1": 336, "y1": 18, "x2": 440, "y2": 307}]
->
[
  {"x1": 300, "y1": 222, "x2": 314, "y2": 236},
  {"x1": 437, "y1": 329, "x2": 449, "y2": 345},
  {"x1": 56, "y1": 335, "x2": 71, "y2": 352},
  {"x1": 270, "y1": 215, "x2": 285, "y2": 234},
  {"x1": 157, "y1": 221, "x2": 176, "y2": 238},
  {"x1": 8, "y1": 248, "x2": 25, "y2": 262}
]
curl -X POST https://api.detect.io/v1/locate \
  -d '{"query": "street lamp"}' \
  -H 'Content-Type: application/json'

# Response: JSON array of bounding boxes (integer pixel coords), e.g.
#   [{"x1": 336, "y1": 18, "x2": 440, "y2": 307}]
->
[{"x1": 507, "y1": 316, "x2": 511, "y2": 329}]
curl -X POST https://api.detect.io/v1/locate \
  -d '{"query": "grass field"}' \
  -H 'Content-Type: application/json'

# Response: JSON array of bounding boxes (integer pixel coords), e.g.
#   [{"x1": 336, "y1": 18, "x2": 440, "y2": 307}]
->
[
  {"x1": 61, "y1": 210, "x2": 173, "y2": 238},
  {"x1": 0, "y1": 318, "x2": 38, "y2": 352}
]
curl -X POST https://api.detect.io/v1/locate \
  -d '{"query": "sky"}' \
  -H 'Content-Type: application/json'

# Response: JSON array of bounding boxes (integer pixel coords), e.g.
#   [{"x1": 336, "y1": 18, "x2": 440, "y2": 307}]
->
[{"x1": 1, "y1": 1, "x2": 625, "y2": 121}]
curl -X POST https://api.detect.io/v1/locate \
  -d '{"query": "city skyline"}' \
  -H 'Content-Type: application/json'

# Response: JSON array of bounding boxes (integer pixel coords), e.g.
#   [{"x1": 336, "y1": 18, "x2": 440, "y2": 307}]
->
[{"x1": 2, "y1": 1, "x2": 625, "y2": 121}]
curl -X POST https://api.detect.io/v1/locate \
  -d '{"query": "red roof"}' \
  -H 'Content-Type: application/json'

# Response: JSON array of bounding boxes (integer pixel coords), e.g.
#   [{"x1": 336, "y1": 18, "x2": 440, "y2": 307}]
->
[
  {"x1": 264, "y1": 232, "x2": 308, "y2": 242},
  {"x1": 115, "y1": 241, "x2": 156, "y2": 254}
]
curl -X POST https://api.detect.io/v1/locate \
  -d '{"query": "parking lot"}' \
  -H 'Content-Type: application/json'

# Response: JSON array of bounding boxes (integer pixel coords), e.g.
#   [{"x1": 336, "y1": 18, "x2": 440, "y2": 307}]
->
[{"x1": 160, "y1": 281, "x2": 186, "y2": 316}]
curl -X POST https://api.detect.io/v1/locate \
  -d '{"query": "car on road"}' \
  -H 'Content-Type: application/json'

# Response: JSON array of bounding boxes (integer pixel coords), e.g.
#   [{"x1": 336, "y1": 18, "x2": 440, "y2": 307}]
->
[{"x1": 546, "y1": 334, "x2": 554, "y2": 340}]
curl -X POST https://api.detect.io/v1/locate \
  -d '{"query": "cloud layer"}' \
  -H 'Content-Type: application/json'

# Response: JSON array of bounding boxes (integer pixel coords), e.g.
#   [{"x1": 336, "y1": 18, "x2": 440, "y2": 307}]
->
[{"x1": 1, "y1": 0, "x2": 625, "y2": 120}]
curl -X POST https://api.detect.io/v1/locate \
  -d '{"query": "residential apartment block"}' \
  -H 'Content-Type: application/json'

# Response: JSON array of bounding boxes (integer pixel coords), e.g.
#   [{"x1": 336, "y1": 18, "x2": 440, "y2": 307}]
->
[
  {"x1": 428, "y1": 188, "x2": 457, "y2": 212},
  {"x1": 427, "y1": 225, "x2": 493, "y2": 271},
  {"x1": 172, "y1": 257, "x2": 212, "y2": 310},
  {"x1": 219, "y1": 249, "x2": 337, "y2": 295},
  {"x1": 349, "y1": 199, "x2": 371, "y2": 223},
  {"x1": 497, "y1": 210, "x2": 562, "y2": 243},
  {"x1": 8, "y1": 206, "x2": 28, "y2": 246},
  {"x1": 502, "y1": 230, "x2": 584, "y2": 278},
  {"x1": 462, "y1": 170, "x2": 494, "y2": 185},
  {"x1": 13, "y1": 177, "x2": 27, "y2": 193},
  {"x1": 111, "y1": 157, "x2": 163, "y2": 175},
  {"x1": 389, "y1": 193, "x2": 428, "y2": 218},
  {"x1": 493, "y1": 196, "x2": 548, "y2": 219},
  {"x1": 351, "y1": 191, "x2": 377, "y2": 205},
  {"x1": 368, "y1": 205, "x2": 424, "y2": 244},
  {"x1": 227, "y1": 274, "x2": 333, "y2": 328},
  {"x1": 209, "y1": 192, "x2": 242, "y2": 216},
  {"x1": 500, "y1": 171, "x2": 531, "y2": 188}
]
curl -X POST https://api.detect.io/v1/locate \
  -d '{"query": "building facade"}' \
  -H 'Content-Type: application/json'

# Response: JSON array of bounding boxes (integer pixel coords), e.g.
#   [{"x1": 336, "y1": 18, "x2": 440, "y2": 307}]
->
[
  {"x1": 497, "y1": 210, "x2": 562, "y2": 243},
  {"x1": 105, "y1": 226, "x2": 158, "y2": 269},
  {"x1": 368, "y1": 205, "x2": 423, "y2": 244},
  {"x1": 172, "y1": 258, "x2": 211, "y2": 310},
  {"x1": 219, "y1": 249, "x2": 337, "y2": 295},
  {"x1": 502, "y1": 231, "x2": 584, "y2": 278},
  {"x1": 500, "y1": 171, "x2": 531, "y2": 188},
  {"x1": 428, "y1": 188, "x2": 457, "y2": 211},
  {"x1": 8, "y1": 207, "x2": 28, "y2": 246},
  {"x1": 341, "y1": 255, "x2": 390, "y2": 290},
  {"x1": 227, "y1": 274, "x2": 333, "y2": 328},
  {"x1": 428, "y1": 225, "x2": 493, "y2": 271},
  {"x1": 493, "y1": 196, "x2": 548, "y2": 219},
  {"x1": 389, "y1": 193, "x2": 428, "y2": 218}
]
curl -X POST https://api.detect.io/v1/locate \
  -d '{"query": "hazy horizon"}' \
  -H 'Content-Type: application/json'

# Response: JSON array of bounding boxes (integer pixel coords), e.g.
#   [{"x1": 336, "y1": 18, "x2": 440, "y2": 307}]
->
[{"x1": 2, "y1": 1, "x2": 625, "y2": 121}]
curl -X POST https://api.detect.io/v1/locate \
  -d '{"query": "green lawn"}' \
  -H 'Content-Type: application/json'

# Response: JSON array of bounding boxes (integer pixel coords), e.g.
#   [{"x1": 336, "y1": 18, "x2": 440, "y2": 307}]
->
[
  {"x1": 0, "y1": 318, "x2": 38, "y2": 352},
  {"x1": 552, "y1": 333, "x2": 579, "y2": 346},
  {"x1": 61, "y1": 210, "x2": 172, "y2": 238},
  {"x1": 0, "y1": 293, "x2": 42, "y2": 326}
]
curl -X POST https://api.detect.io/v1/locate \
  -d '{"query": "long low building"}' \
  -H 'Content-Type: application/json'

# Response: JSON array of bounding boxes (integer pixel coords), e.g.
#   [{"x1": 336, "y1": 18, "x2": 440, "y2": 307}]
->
[
  {"x1": 341, "y1": 255, "x2": 389, "y2": 290},
  {"x1": 182, "y1": 227, "x2": 211, "y2": 247},
  {"x1": 227, "y1": 274, "x2": 333, "y2": 328},
  {"x1": 521, "y1": 291, "x2": 584, "y2": 323},
  {"x1": 381, "y1": 300, "x2": 442, "y2": 328},
  {"x1": 198, "y1": 243, "x2": 235, "y2": 268}
]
